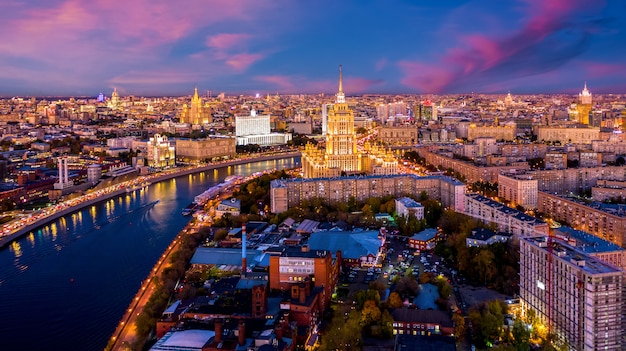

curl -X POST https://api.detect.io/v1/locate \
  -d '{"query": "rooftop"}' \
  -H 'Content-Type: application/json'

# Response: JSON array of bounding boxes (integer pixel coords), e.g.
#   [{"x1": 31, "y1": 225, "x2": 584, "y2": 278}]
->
[
  {"x1": 554, "y1": 226, "x2": 624, "y2": 254},
  {"x1": 307, "y1": 230, "x2": 382, "y2": 259},
  {"x1": 150, "y1": 329, "x2": 215, "y2": 350},
  {"x1": 523, "y1": 236, "x2": 623, "y2": 275},
  {"x1": 466, "y1": 193, "x2": 546, "y2": 224}
]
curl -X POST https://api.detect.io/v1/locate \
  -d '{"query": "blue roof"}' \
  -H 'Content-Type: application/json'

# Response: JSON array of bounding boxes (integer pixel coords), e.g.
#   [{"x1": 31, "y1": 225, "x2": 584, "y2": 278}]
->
[
  {"x1": 307, "y1": 230, "x2": 382, "y2": 259},
  {"x1": 410, "y1": 228, "x2": 438, "y2": 241},
  {"x1": 397, "y1": 197, "x2": 423, "y2": 208},
  {"x1": 190, "y1": 247, "x2": 262, "y2": 266},
  {"x1": 555, "y1": 226, "x2": 624, "y2": 254}
]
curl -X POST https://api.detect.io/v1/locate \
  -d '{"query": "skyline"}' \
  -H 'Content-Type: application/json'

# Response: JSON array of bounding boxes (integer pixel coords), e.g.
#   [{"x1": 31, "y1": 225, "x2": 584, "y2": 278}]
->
[{"x1": 1, "y1": 0, "x2": 625, "y2": 96}]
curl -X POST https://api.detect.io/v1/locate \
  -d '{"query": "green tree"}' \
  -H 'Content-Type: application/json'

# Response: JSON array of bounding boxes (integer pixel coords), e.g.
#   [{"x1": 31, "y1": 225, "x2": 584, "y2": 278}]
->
[{"x1": 512, "y1": 319, "x2": 531, "y2": 351}]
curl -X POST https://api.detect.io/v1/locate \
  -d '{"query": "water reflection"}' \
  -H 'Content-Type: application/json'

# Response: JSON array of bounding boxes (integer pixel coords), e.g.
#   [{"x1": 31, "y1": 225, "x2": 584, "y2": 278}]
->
[{"x1": 11, "y1": 241, "x2": 22, "y2": 258}]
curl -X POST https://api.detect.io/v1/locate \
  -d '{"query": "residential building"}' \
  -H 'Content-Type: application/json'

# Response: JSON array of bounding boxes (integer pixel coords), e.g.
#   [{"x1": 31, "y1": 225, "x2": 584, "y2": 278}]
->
[
  {"x1": 520, "y1": 236, "x2": 625, "y2": 350},
  {"x1": 147, "y1": 134, "x2": 176, "y2": 168},
  {"x1": 270, "y1": 174, "x2": 465, "y2": 214},
  {"x1": 175, "y1": 137, "x2": 236, "y2": 162},
  {"x1": 395, "y1": 197, "x2": 424, "y2": 219},
  {"x1": 464, "y1": 193, "x2": 549, "y2": 237},
  {"x1": 466, "y1": 228, "x2": 512, "y2": 247},
  {"x1": 498, "y1": 172, "x2": 539, "y2": 209},
  {"x1": 537, "y1": 192, "x2": 626, "y2": 248}
]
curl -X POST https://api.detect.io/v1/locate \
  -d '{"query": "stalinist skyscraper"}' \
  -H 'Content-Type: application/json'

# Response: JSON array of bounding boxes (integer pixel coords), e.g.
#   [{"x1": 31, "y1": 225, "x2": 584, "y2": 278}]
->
[
  {"x1": 301, "y1": 66, "x2": 397, "y2": 178},
  {"x1": 576, "y1": 82, "x2": 593, "y2": 125},
  {"x1": 179, "y1": 87, "x2": 212, "y2": 125}
]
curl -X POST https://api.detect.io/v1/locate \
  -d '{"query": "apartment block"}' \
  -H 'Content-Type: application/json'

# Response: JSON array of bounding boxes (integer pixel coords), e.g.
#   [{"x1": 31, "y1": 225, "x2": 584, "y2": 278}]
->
[
  {"x1": 498, "y1": 172, "x2": 539, "y2": 209},
  {"x1": 520, "y1": 236, "x2": 626, "y2": 350}
]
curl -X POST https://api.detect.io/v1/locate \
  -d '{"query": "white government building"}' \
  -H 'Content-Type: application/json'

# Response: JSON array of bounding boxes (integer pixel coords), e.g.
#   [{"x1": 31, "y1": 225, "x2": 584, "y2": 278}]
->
[{"x1": 235, "y1": 110, "x2": 291, "y2": 146}]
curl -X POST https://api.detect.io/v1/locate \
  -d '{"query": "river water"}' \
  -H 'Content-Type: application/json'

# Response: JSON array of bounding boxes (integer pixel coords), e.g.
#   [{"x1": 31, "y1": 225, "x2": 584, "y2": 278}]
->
[{"x1": 0, "y1": 157, "x2": 298, "y2": 351}]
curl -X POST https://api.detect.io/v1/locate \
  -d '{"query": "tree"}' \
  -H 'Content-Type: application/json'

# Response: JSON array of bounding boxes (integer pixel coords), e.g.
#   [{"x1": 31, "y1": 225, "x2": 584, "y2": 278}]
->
[
  {"x1": 473, "y1": 249, "x2": 496, "y2": 285},
  {"x1": 512, "y1": 319, "x2": 530, "y2": 351},
  {"x1": 360, "y1": 300, "x2": 382, "y2": 326},
  {"x1": 452, "y1": 313, "x2": 465, "y2": 340},
  {"x1": 387, "y1": 292, "x2": 403, "y2": 309}
]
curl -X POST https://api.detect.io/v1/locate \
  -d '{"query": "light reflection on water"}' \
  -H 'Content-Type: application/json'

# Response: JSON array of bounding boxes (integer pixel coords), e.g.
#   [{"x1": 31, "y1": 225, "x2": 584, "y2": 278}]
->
[{"x1": 0, "y1": 157, "x2": 298, "y2": 351}]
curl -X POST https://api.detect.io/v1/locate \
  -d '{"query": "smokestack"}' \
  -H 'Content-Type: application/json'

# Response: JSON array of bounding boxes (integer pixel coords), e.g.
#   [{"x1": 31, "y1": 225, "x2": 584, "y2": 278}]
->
[
  {"x1": 275, "y1": 324, "x2": 283, "y2": 342},
  {"x1": 214, "y1": 318, "x2": 223, "y2": 343},
  {"x1": 241, "y1": 224, "x2": 247, "y2": 278},
  {"x1": 238, "y1": 319, "x2": 246, "y2": 346},
  {"x1": 299, "y1": 285, "x2": 306, "y2": 304}
]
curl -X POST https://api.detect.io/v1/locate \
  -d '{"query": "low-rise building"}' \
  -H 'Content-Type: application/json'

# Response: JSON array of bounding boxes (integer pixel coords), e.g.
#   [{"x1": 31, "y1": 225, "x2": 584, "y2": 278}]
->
[
  {"x1": 175, "y1": 137, "x2": 236, "y2": 162},
  {"x1": 395, "y1": 197, "x2": 424, "y2": 219},
  {"x1": 408, "y1": 228, "x2": 439, "y2": 251},
  {"x1": 215, "y1": 198, "x2": 241, "y2": 218},
  {"x1": 466, "y1": 228, "x2": 512, "y2": 247}
]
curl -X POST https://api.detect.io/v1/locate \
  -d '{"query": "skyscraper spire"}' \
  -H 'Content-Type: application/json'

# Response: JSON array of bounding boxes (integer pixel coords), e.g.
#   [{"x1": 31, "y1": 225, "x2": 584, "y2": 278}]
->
[
  {"x1": 336, "y1": 65, "x2": 345, "y2": 103},
  {"x1": 193, "y1": 85, "x2": 199, "y2": 99}
]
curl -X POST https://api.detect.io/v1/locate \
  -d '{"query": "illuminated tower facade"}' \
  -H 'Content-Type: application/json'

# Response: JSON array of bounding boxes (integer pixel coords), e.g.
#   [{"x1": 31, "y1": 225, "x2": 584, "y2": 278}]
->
[
  {"x1": 180, "y1": 87, "x2": 212, "y2": 125},
  {"x1": 325, "y1": 65, "x2": 361, "y2": 173},
  {"x1": 301, "y1": 66, "x2": 397, "y2": 178},
  {"x1": 302, "y1": 66, "x2": 361, "y2": 178},
  {"x1": 576, "y1": 82, "x2": 593, "y2": 125},
  {"x1": 108, "y1": 88, "x2": 121, "y2": 109}
]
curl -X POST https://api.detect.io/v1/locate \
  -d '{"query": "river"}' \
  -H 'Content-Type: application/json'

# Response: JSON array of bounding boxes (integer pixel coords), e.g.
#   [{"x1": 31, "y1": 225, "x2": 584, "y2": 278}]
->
[{"x1": 0, "y1": 157, "x2": 298, "y2": 351}]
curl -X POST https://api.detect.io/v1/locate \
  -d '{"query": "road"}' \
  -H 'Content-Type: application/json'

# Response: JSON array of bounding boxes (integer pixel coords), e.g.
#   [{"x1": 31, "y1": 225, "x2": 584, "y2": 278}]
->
[{"x1": 107, "y1": 226, "x2": 187, "y2": 350}]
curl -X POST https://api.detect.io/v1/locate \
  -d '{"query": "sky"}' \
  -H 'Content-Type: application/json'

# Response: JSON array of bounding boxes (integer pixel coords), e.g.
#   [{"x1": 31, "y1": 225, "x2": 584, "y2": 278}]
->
[{"x1": 1, "y1": 0, "x2": 625, "y2": 96}]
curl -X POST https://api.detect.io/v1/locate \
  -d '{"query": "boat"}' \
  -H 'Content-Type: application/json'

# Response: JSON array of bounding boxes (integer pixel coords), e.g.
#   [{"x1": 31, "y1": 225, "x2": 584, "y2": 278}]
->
[
  {"x1": 182, "y1": 203, "x2": 198, "y2": 216},
  {"x1": 125, "y1": 181, "x2": 151, "y2": 193}
]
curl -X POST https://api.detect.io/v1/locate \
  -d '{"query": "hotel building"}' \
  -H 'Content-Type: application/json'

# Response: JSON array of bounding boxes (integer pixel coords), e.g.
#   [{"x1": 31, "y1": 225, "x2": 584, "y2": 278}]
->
[{"x1": 301, "y1": 66, "x2": 397, "y2": 178}]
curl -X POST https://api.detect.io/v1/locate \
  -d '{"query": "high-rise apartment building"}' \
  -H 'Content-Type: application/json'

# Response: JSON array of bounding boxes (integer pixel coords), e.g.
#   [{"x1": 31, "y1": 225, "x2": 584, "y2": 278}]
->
[
  {"x1": 576, "y1": 83, "x2": 593, "y2": 125},
  {"x1": 301, "y1": 66, "x2": 397, "y2": 178},
  {"x1": 520, "y1": 236, "x2": 625, "y2": 350},
  {"x1": 179, "y1": 87, "x2": 212, "y2": 125}
]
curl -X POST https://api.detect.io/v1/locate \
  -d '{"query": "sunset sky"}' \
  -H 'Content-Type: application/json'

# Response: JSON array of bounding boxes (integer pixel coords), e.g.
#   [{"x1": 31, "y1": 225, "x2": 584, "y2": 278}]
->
[{"x1": 1, "y1": 0, "x2": 625, "y2": 96}]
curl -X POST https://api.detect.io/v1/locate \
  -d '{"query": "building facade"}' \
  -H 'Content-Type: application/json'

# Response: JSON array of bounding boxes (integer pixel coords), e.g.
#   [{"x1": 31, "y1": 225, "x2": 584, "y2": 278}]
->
[
  {"x1": 464, "y1": 193, "x2": 549, "y2": 237},
  {"x1": 498, "y1": 172, "x2": 539, "y2": 209},
  {"x1": 520, "y1": 236, "x2": 625, "y2": 350},
  {"x1": 235, "y1": 110, "x2": 292, "y2": 146},
  {"x1": 147, "y1": 134, "x2": 176, "y2": 168},
  {"x1": 175, "y1": 137, "x2": 236, "y2": 162},
  {"x1": 537, "y1": 192, "x2": 626, "y2": 248},
  {"x1": 270, "y1": 174, "x2": 465, "y2": 214},
  {"x1": 179, "y1": 87, "x2": 212, "y2": 125},
  {"x1": 301, "y1": 66, "x2": 397, "y2": 178}
]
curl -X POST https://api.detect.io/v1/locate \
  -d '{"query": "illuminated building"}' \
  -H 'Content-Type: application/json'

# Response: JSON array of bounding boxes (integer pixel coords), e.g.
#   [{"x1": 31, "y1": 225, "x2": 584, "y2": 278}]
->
[
  {"x1": 537, "y1": 192, "x2": 626, "y2": 247},
  {"x1": 520, "y1": 236, "x2": 625, "y2": 350},
  {"x1": 179, "y1": 87, "x2": 212, "y2": 125},
  {"x1": 270, "y1": 174, "x2": 465, "y2": 214},
  {"x1": 464, "y1": 193, "x2": 549, "y2": 236},
  {"x1": 54, "y1": 157, "x2": 72, "y2": 190},
  {"x1": 301, "y1": 66, "x2": 397, "y2": 178},
  {"x1": 235, "y1": 110, "x2": 292, "y2": 146},
  {"x1": 107, "y1": 88, "x2": 120, "y2": 109},
  {"x1": 497, "y1": 172, "x2": 538, "y2": 209},
  {"x1": 147, "y1": 134, "x2": 176, "y2": 168},
  {"x1": 175, "y1": 137, "x2": 236, "y2": 162},
  {"x1": 576, "y1": 82, "x2": 593, "y2": 125},
  {"x1": 538, "y1": 127, "x2": 600, "y2": 144}
]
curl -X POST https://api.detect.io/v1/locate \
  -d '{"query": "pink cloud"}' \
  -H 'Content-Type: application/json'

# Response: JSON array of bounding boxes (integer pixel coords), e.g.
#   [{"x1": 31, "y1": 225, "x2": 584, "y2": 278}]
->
[
  {"x1": 256, "y1": 75, "x2": 296, "y2": 91},
  {"x1": 583, "y1": 62, "x2": 626, "y2": 77},
  {"x1": 226, "y1": 53, "x2": 265, "y2": 71},
  {"x1": 399, "y1": 0, "x2": 601, "y2": 93},
  {"x1": 207, "y1": 33, "x2": 251, "y2": 50}
]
